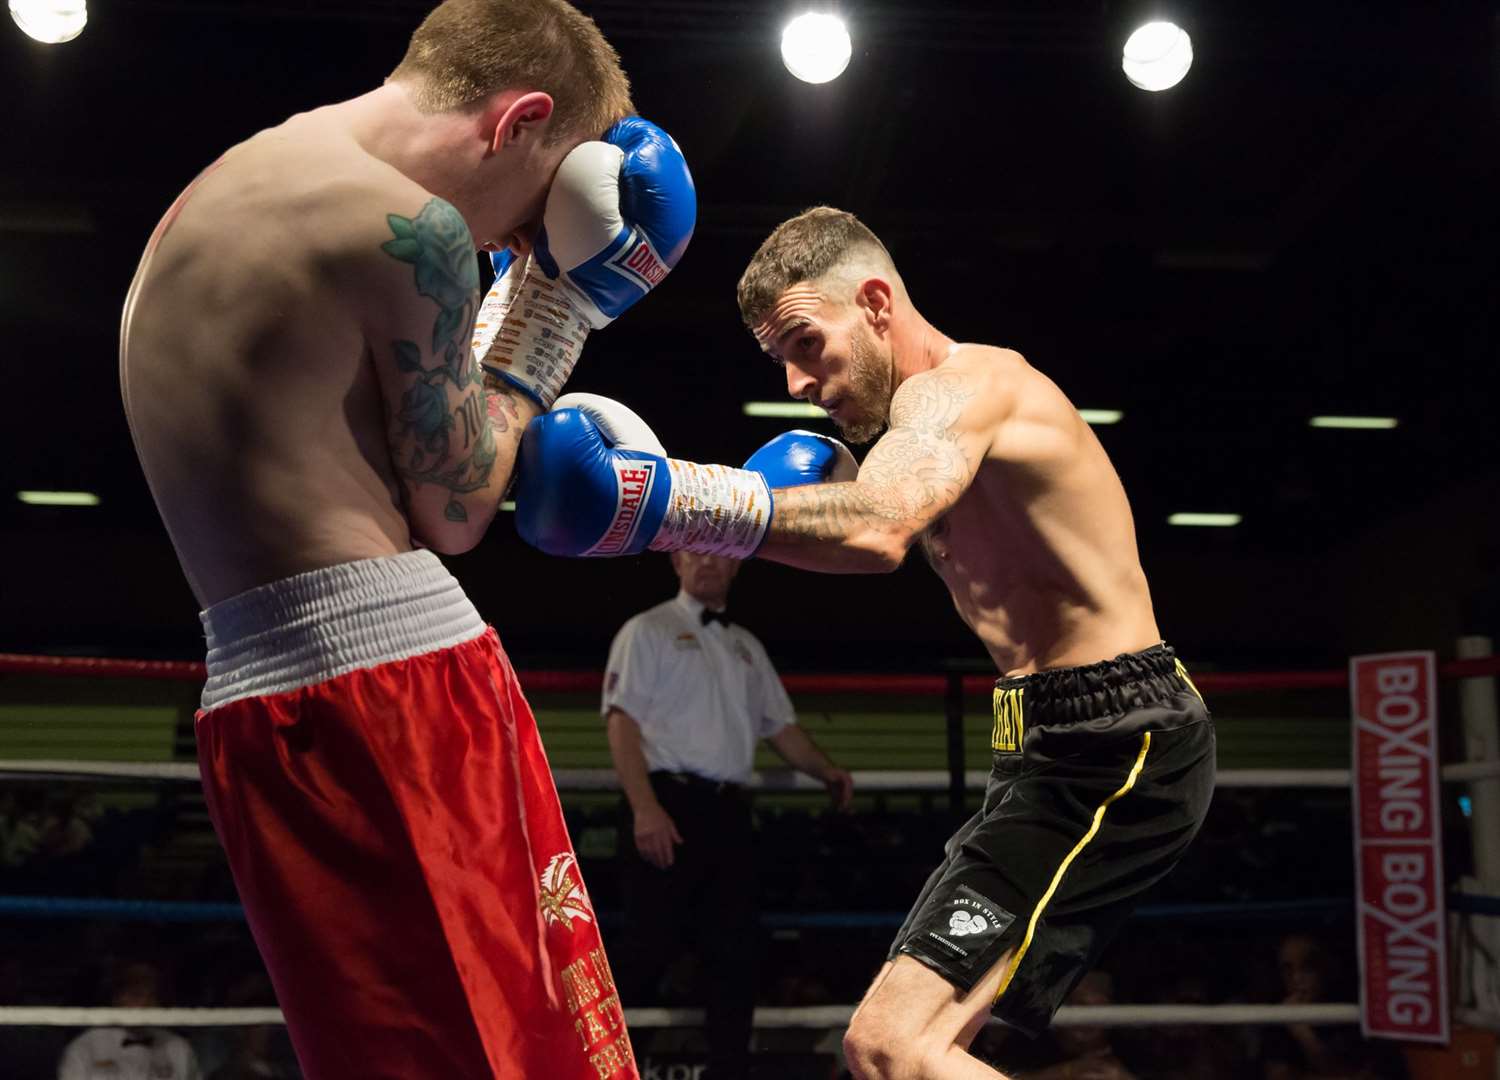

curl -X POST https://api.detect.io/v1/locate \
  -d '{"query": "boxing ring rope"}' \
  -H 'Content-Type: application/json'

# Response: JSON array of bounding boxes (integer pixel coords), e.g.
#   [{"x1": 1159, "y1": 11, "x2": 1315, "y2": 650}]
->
[
  {"x1": 6, "y1": 760, "x2": 1500, "y2": 788},
  {"x1": 6, "y1": 652, "x2": 1500, "y2": 687},
  {"x1": 3, "y1": 649, "x2": 1499, "y2": 1040},
  {"x1": 0, "y1": 1002, "x2": 1372, "y2": 1030}
]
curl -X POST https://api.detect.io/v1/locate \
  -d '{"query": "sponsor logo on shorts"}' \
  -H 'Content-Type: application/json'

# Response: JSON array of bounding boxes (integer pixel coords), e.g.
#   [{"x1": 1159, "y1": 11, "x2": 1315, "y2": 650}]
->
[
  {"x1": 587, "y1": 459, "x2": 657, "y2": 556},
  {"x1": 992, "y1": 686, "x2": 1025, "y2": 753},
  {"x1": 914, "y1": 884, "x2": 1015, "y2": 970},
  {"x1": 538, "y1": 851, "x2": 595, "y2": 931},
  {"x1": 949, "y1": 910, "x2": 990, "y2": 937},
  {"x1": 605, "y1": 229, "x2": 668, "y2": 291}
]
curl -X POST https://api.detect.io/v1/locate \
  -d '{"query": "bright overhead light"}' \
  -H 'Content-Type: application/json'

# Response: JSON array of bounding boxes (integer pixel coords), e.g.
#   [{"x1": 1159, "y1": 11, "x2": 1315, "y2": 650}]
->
[
  {"x1": 1079, "y1": 409, "x2": 1123, "y2": 425},
  {"x1": 1309, "y1": 416, "x2": 1398, "y2": 430},
  {"x1": 10, "y1": 0, "x2": 88, "y2": 44},
  {"x1": 743, "y1": 401, "x2": 829, "y2": 419},
  {"x1": 17, "y1": 490, "x2": 99, "y2": 507},
  {"x1": 1122, "y1": 21, "x2": 1192, "y2": 92},
  {"x1": 1168, "y1": 512, "x2": 1241, "y2": 527},
  {"x1": 781, "y1": 13, "x2": 852, "y2": 84}
]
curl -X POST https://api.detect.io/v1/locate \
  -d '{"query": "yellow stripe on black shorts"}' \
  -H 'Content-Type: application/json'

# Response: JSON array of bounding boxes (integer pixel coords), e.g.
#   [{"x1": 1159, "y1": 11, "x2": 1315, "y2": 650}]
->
[{"x1": 993, "y1": 731, "x2": 1152, "y2": 1001}]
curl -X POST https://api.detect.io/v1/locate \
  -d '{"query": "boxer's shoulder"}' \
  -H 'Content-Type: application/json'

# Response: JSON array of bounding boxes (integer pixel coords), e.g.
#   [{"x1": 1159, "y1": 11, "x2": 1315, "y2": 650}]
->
[{"x1": 894, "y1": 347, "x2": 1020, "y2": 428}]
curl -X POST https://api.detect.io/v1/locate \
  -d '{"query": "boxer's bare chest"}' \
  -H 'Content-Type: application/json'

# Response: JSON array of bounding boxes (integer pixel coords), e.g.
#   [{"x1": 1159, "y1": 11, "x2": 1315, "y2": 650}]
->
[{"x1": 915, "y1": 474, "x2": 1054, "y2": 655}]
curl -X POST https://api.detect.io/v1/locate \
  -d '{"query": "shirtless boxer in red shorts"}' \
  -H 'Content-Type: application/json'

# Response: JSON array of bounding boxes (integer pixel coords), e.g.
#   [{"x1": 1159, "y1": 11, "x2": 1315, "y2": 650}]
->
[{"x1": 118, "y1": 2, "x2": 694, "y2": 1076}]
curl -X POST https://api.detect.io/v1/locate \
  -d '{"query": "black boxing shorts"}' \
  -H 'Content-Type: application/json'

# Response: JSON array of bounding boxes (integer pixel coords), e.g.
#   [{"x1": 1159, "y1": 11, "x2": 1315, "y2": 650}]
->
[{"x1": 887, "y1": 644, "x2": 1216, "y2": 1036}]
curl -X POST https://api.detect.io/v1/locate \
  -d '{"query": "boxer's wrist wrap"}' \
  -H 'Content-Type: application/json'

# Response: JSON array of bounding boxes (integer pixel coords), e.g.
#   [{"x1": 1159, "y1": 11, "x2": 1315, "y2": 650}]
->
[
  {"x1": 473, "y1": 256, "x2": 591, "y2": 409},
  {"x1": 647, "y1": 462, "x2": 772, "y2": 559}
]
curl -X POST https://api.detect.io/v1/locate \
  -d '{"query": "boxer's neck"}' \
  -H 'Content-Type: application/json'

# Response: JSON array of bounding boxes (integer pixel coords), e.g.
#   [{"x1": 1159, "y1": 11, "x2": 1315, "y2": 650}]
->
[
  {"x1": 342, "y1": 84, "x2": 485, "y2": 203},
  {"x1": 892, "y1": 307, "x2": 955, "y2": 385}
]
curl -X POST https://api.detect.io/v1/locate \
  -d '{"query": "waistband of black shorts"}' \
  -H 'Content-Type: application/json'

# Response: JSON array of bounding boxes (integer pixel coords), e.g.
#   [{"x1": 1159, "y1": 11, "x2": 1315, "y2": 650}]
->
[
  {"x1": 993, "y1": 643, "x2": 1201, "y2": 729},
  {"x1": 649, "y1": 770, "x2": 744, "y2": 796}
]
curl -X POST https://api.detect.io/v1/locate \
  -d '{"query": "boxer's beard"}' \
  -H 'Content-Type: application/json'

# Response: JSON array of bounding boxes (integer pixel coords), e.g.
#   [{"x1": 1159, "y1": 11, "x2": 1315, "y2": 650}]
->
[{"x1": 833, "y1": 326, "x2": 893, "y2": 445}]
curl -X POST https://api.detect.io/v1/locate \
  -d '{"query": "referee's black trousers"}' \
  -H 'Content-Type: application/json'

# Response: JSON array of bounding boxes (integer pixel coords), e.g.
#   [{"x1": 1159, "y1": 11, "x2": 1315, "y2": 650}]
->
[{"x1": 614, "y1": 771, "x2": 758, "y2": 1080}]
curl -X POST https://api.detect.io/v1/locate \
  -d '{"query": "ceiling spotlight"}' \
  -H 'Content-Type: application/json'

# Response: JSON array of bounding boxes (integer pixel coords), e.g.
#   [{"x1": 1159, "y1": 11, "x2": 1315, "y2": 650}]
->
[
  {"x1": 10, "y1": 0, "x2": 88, "y2": 44},
  {"x1": 1122, "y1": 21, "x2": 1192, "y2": 92},
  {"x1": 781, "y1": 13, "x2": 852, "y2": 85}
]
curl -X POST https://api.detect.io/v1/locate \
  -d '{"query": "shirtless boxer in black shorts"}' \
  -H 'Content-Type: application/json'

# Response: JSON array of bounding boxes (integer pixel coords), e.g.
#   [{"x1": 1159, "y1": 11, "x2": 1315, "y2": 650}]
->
[{"x1": 510, "y1": 206, "x2": 1216, "y2": 1079}]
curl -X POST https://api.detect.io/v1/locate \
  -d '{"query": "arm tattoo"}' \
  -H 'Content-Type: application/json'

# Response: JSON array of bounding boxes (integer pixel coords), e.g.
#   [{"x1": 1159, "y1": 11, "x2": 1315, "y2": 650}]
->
[
  {"x1": 381, "y1": 199, "x2": 495, "y2": 522},
  {"x1": 772, "y1": 370, "x2": 978, "y2": 546},
  {"x1": 482, "y1": 372, "x2": 526, "y2": 436}
]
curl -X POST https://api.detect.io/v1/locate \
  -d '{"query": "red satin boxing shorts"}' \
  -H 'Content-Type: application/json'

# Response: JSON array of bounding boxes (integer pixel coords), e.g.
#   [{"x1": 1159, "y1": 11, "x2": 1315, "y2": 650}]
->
[{"x1": 195, "y1": 552, "x2": 636, "y2": 1080}]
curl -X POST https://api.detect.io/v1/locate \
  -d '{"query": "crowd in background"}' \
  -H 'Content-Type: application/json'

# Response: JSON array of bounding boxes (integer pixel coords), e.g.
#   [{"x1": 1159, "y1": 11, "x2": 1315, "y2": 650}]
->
[{"x1": 0, "y1": 782, "x2": 1432, "y2": 1078}]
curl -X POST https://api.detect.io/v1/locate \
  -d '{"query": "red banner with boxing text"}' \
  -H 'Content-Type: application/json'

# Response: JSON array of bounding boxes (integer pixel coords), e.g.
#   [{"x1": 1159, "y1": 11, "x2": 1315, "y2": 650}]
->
[{"x1": 1351, "y1": 651, "x2": 1449, "y2": 1044}]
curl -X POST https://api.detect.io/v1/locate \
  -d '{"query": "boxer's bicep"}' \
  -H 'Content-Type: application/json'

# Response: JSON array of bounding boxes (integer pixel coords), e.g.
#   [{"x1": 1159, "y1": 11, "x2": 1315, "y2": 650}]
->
[
  {"x1": 370, "y1": 197, "x2": 510, "y2": 552},
  {"x1": 762, "y1": 369, "x2": 988, "y2": 571}
]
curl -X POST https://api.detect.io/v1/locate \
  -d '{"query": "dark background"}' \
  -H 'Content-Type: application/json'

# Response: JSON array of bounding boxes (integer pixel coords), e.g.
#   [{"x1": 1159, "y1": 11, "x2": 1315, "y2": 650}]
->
[{"x1": 2, "y1": 0, "x2": 1497, "y2": 672}]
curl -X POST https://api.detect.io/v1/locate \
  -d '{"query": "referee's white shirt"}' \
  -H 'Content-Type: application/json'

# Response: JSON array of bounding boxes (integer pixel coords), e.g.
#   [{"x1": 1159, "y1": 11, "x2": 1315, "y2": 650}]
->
[
  {"x1": 602, "y1": 590, "x2": 797, "y2": 785},
  {"x1": 57, "y1": 1027, "x2": 201, "y2": 1080}
]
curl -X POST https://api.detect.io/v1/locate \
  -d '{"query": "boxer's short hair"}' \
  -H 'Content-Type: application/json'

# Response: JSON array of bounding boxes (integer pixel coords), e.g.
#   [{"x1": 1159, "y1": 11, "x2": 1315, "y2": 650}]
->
[
  {"x1": 737, "y1": 206, "x2": 897, "y2": 328},
  {"x1": 391, "y1": 0, "x2": 633, "y2": 141}
]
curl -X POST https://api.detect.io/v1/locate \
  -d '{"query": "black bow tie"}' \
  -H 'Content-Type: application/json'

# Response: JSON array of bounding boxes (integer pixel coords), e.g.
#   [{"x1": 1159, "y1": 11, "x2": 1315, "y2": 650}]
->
[{"x1": 700, "y1": 608, "x2": 732, "y2": 627}]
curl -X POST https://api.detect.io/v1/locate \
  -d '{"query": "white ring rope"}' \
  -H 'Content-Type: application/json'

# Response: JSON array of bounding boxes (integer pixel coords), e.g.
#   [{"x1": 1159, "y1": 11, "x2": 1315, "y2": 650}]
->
[
  {"x1": 4, "y1": 761, "x2": 1499, "y2": 788},
  {"x1": 0, "y1": 1003, "x2": 1364, "y2": 1029},
  {"x1": 3, "y1": 1003, "x2": 1496, "y2": 1030}
]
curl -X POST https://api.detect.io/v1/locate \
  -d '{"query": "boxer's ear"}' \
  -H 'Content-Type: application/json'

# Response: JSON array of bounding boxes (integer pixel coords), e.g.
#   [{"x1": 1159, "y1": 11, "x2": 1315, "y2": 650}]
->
[
  {"x1": 855, "y1": 276, "x2": 894, "y2": 335},
  {"x1": 484, "y1": 91, "x2": 555, "y2": 154}
]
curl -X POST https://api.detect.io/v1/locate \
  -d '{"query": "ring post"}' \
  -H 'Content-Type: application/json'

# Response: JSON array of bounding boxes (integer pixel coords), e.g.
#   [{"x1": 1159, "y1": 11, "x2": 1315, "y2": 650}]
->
[{"x1": 1455, "y1": 635, "x2": 1500, "y2": 1036}]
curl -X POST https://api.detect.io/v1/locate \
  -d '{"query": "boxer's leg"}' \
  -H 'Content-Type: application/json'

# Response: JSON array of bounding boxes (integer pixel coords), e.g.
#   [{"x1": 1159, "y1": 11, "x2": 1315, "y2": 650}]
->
[{"x1": 843, "y1": 954, "x2": 1013, "y2": 1080}]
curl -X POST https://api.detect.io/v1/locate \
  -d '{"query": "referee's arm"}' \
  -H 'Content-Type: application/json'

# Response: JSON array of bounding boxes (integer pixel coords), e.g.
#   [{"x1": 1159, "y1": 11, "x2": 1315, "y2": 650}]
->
[{"x1": 607, "y1": 707, "x2": 682, "y2": 868}]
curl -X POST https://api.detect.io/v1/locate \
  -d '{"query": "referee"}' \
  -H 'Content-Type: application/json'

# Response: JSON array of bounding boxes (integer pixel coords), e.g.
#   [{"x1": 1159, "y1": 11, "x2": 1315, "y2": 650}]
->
[{"x1": 602, "y1": 551, "x2": 853, "y2": 1079}]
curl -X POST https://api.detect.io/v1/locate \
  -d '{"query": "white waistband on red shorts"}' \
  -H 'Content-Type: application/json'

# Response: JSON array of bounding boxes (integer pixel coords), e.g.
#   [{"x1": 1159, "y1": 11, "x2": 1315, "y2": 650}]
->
[{"x1": 199, "y1": 549, "x2": 487, "y2": 712}]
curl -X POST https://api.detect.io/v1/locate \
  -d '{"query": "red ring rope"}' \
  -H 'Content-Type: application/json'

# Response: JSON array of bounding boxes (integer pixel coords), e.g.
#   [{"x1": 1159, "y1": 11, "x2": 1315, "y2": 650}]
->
[{"x1": 2, "y1": 652, "x2": 1498, "y2": 694}]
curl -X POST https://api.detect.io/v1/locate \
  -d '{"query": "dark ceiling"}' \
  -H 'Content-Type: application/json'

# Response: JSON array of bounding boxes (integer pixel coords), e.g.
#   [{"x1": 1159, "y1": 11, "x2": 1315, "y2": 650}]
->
[{"x1": 2, "y1": 1, "x2": 1497, "y2": 671}]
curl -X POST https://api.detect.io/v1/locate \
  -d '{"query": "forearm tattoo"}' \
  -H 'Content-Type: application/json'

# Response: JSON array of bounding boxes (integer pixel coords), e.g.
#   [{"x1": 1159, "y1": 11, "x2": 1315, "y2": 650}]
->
[
  {"x1": 381, "y1": 199, "x2": 497, "y2": 522},
  {"x1": 772, "y1": 369, "x2": 977, "y2": 546}
]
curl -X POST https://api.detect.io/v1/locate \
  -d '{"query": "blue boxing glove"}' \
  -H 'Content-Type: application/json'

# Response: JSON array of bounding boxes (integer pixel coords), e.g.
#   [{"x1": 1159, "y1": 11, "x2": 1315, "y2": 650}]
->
[
  {"x1": 514, "y1": 395, "x2": 772, "y2": 558},
  {"x1": 474, "y1": 118, "x2": 696, "y2": 408},
  {"x1": 533, "y1": 117, "x2": 696, "y2": 325},
  {"x1": 743, "y1": 430, "x2": 858, "y2": 488}
]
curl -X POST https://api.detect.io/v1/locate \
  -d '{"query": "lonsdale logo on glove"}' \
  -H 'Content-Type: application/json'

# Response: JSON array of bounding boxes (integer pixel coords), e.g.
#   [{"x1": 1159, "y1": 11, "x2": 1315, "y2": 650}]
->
[
  {"x1": 605, "y1": 230, "x2": 669, "y2": 291},
  {"x1": 587, "y1": 460, "x2": 661, "y2": 556}
]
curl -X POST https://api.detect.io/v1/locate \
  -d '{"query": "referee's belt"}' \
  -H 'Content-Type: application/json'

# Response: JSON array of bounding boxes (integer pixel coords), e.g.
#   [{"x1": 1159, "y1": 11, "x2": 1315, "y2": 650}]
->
[{"x1": 651, "y1": 770, "x2": 744, "y2": 796}]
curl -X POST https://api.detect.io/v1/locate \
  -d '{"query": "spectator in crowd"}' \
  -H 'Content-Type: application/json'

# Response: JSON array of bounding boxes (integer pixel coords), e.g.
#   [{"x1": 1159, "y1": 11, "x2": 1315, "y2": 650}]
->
[
  {"x1": 977, "y1": 970, "x2": 1138, "y2": 1080},
  {"x1": 1138, "y1": 971, "x2": 1245, "y2": 1080},
  {"x1": 1259, "y1": 931, "x2": 1406, "y2": 1079},
  {"x1": 1023, "y1": 970, "x2": 1136, "y2": 1080},
  {"x1": 1, "y1": 790, "x2": 47, "y2": 870},
  {"x1": 57, "y1": 960, "x2": 202, "y2": 1080},
  {"x1": 603, "y1": 551, "x2": 854, "y2": 1079},
  {"x1": 206, "y1": 974, "x2": 294, "y2": 1080}
]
